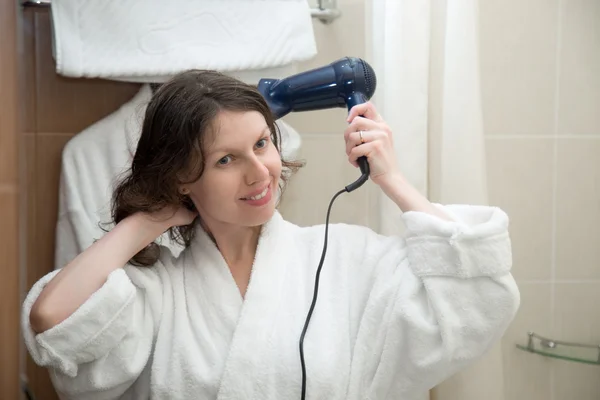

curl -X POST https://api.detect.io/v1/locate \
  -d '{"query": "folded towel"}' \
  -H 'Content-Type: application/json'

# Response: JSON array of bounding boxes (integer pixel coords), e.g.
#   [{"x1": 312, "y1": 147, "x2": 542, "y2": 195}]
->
[
  {"x1": 55, "y1": 84, "x2": 303, "y2": 269},
  {"x1": 49, "y1": 0, "x2": 317, "y2": 83}
]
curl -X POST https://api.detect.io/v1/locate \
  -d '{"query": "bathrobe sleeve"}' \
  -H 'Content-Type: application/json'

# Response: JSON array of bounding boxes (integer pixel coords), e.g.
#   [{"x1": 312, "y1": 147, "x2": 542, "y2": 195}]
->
[
  {"x1": 348, "y1": 204, "x2": 520, "y2": 398},
  {"x1": 21, "y1": 260, "x2": 166, "y2": 399}
]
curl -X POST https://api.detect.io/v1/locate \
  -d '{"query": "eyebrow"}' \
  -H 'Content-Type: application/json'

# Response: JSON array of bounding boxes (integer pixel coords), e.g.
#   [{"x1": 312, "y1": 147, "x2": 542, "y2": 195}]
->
[{"x1": 209, "y1": 126, "x2": 270, "y2": 155}]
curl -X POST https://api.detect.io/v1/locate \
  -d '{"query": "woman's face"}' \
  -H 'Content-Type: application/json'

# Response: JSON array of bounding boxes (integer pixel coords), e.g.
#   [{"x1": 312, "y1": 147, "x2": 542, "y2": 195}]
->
[{"x1": 184, "y1": 110, "x2": 282, "y2": 231}]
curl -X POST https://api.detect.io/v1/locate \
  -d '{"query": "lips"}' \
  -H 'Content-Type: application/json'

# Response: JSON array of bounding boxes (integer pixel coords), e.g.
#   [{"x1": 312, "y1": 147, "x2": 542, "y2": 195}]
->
[
  {"x1": 240, "y1": 183, "x2": 273, "y2": 207},
  {"x1": 241, "y1": 183, "x2": 270, "y2": 200}
]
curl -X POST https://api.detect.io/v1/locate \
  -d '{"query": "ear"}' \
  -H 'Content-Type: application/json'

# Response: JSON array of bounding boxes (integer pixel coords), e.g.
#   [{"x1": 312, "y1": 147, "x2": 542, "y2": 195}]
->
[{"x1": 179, "y1": 186, "x2": 190, "y2": 195}]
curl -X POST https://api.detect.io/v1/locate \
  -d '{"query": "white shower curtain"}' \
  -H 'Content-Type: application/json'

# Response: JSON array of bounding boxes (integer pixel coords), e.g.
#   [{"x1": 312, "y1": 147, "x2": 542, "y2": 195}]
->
[
  {"x1": 367, "y1": 1, "x2": 505, "y2": 399},
  {"x1": 368, "y1": 0, "x2": 431, "y2": 237}
]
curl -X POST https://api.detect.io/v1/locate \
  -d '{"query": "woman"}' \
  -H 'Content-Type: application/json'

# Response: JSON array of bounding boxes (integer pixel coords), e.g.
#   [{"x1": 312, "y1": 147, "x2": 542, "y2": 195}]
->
[{"x1": 23, "y1": 70, "x2": 520, "y2": 400}]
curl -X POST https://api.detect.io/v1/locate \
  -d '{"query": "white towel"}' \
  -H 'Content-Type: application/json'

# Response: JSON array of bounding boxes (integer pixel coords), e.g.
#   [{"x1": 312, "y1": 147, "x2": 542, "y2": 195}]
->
[
  {"x1": 55, "y1": 84, "x2": 303, "y2": 270},
  {"x1": 49, "y1": 0, "x2": 317, "y2": 83}
]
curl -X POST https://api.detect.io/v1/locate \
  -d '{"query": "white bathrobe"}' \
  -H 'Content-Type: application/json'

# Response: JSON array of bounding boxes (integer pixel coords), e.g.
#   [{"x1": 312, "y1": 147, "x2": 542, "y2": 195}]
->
[{"x1": 22, "y1": 205, "x2": 520, "y2": 400}]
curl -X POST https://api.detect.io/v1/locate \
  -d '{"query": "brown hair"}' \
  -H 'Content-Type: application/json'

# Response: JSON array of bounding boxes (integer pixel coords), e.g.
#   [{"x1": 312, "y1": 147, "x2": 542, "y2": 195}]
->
[{"x1": 110, "y1": 70, "x2": 304, "y2": 267}]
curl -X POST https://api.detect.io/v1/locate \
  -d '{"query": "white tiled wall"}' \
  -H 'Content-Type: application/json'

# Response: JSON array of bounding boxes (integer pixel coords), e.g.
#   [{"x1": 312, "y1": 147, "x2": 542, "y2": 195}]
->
[
  {"x1": 481, "y1": 0, "x2": 600, "y2": 399},
  {"x1": 280, "y1": 0, "x2": 600, "y2": 399}
]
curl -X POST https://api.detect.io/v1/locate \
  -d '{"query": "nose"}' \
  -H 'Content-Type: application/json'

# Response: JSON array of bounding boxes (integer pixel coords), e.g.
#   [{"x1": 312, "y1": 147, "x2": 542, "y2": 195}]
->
[{"x1": 244, "y1": 154, "x2": 270, "y2": 186}]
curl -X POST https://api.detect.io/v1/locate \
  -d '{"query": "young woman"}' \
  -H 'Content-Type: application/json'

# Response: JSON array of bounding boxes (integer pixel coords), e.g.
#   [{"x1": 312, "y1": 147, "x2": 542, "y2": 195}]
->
[{"x1": 23, "y1": 70, "x2": 519, "y2": 400}]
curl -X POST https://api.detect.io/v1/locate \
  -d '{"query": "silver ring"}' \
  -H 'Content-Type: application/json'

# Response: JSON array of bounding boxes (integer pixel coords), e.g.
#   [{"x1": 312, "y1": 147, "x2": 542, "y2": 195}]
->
[{"x1": 359, "y1": 130, "x2": 365, "y2": 143}]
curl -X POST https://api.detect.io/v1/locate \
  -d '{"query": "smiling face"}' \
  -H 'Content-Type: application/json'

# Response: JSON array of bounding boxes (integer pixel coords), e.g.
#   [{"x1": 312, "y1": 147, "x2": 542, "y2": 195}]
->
[
  {"x1": 184, "y1": 109, "x2": 283, "y2": 231},
  {"x1": 111, "y1": 70, "x2": 304, "y2": 266}
]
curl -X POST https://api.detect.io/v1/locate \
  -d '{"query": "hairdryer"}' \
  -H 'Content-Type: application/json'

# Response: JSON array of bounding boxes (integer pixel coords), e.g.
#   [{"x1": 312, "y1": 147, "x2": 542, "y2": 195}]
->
[{"x1": 257, "y1": 56, "x2": 377, "y2": 192}]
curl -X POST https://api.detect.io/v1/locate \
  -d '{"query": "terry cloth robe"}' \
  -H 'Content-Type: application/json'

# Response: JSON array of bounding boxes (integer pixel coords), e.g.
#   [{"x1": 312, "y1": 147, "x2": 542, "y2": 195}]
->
[{"x1": 22, "y1": 205, "x2": 520, "y2": 400}]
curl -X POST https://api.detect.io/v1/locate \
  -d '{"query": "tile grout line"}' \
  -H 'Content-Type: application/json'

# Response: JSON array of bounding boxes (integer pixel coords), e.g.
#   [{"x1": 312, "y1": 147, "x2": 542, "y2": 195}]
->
[{"x1": 485, "y1": 134, "x2": 600, "y2": 140}]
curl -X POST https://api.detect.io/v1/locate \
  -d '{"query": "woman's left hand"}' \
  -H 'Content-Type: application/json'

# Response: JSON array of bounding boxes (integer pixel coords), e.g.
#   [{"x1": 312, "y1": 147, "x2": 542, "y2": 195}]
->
[{"x1": 344, "y1": 102, "x2": 402, "y2": 187}]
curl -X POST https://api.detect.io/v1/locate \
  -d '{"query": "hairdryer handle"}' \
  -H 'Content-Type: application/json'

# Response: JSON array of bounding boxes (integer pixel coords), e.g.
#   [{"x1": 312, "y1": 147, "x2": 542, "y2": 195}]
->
[
  {"x1": 346, "y1": 92, "x2": 370, "y2": 175},
  {"x1": 357, "y1": 156, "x2": 369, "y2": 176},
  {"x1": 345, "y1": 92, "x2": 371, "y2": 192},
  {"x1": 346, "y1": 92, "x2": 371, "y2": 192}
]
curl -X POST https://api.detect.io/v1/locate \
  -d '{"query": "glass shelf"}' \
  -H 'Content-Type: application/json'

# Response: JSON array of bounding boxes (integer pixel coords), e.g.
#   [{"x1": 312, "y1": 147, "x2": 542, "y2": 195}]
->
[{"x1": 516, "y1": 332, "x2": 600, "y2": 366}]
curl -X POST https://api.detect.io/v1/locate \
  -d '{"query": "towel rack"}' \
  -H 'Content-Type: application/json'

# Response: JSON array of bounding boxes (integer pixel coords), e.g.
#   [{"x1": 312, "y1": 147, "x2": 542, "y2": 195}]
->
[{"x1": 21, "y1": 0, "x2": 342, "y2": 24}]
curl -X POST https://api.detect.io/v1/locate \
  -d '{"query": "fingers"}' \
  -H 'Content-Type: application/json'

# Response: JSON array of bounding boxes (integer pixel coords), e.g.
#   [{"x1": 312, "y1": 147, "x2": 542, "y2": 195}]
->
[
  {"x1": 346, "y1": 101, "x2": 383, "y2": 123},
  {"x1": 344, "y1": 116, "x2": 392, "y2": 156},
  {"x1": 343, "y1": 116, "x2": 380, "y2": 142},
  {"x1": 343, "y1": 102, "x2": 394, "y2": 172},
  {"x1": 345, "y1": 129, "x2": 388, "y2": 156},
  {"x1": 348, "y1": 141, "x2": 381, "y2": 168}
]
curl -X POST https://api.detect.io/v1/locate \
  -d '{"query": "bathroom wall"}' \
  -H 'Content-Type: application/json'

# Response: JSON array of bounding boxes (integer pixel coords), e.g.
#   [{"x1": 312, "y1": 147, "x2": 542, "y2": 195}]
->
[
  {"x1": 0, "y1": 0, "x2": 22, "y2": 399},
  {"x1": 17, "y1": 8, "x2": 141, "y2": 400},
  {"x1": 480, "y1": 0, "x2": 600, "y2": 399}
]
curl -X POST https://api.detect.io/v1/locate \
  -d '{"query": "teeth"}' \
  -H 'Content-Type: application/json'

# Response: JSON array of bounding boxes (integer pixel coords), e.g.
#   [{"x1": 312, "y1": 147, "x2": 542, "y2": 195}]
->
[{"x1": 247, "y1": 186, "x2": 269, "y2": 201}]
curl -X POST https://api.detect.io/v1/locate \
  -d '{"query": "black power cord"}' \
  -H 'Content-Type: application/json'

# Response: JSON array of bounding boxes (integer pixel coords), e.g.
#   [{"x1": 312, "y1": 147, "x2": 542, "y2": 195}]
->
[
  {"x1": 298, "y1": 187, "x2": 346, "y2": 400},
  {"x1": 299, "y1": 157, "x2": 369, "y2": 400}
]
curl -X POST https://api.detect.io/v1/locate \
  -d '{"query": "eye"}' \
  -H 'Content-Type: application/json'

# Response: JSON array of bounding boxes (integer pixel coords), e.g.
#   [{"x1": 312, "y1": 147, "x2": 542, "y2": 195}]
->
[
  {"x1": 255, "y1": 138, "x2": 268, "y2": 149},
  {"x1": 217, "y1": 155, "x2": 232, "y2": 166}
]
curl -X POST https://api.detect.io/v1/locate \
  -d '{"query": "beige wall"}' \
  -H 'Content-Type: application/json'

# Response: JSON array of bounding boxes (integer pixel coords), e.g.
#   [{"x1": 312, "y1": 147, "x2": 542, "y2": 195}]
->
[
  {"x1": 281, "y1": 1, "x2": 600, "y2": 399},
  {"x1": 482, "y1": 0, "x2": 600, "y2": 399}
]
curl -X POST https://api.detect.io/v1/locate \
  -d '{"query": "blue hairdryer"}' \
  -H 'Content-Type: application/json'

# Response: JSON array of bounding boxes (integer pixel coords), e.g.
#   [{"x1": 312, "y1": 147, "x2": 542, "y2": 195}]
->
[{"x1": 257, "y1": 56, "x2": 377, "y2": 192}]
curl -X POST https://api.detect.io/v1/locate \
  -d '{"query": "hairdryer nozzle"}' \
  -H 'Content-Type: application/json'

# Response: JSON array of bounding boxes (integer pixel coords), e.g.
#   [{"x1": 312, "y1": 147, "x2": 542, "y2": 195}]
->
[{"x1": 257, "y1": 57, "x2": 377, "y2": 120}]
